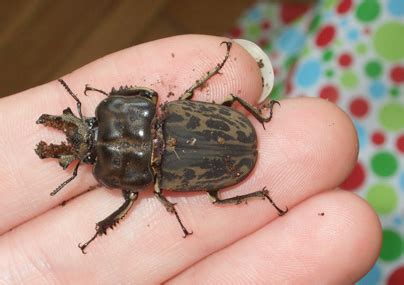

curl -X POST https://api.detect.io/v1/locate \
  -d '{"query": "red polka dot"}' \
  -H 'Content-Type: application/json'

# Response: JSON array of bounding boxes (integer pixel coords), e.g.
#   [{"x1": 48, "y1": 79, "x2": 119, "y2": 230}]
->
[
  {"x1": 349, "y1": 98, "x2": 369, "y2": 118},
  {"x1": 261, "y1": 20, "x2": 271, "y2": 30},
  {"x1": 340, "y1": 161, "x2": 365, "y2": 191},
  {"x1": 258, "y1": 38, "x2": 268, "y2": 47},
  {"x1": 363, "y1": 26, "x2": 371, "y2": 34},
  {"x1": 372, "y1": 131, "x2": 385, "y2": 145},
  {"x1": 273, "y1": 67, "x2": 279, "y2": 77},
  {"x1": 316, "y1": 25, "x2": 336, "y2": 47},
  {"x1": 281, "y1": 3, "x2": 311, "y2": 24},
  {"x1": 396, "y1": 134, "x2": 404, "y2": 153},
  {"x1": 319, "y1": 85, "x2": 339, "y2": 102},
  {"x1": 338, "y1": 53, "x2": 353, "y2": 67},
  {"x1": 230, "y1": 27, "x2": 242, "y2": 38},
  {"x1": 337, "y1": 0, "x2": 352, "y2": 14},
  {"x1": 286, "y1": 79, "x2": 293, "y2": 95},
  {"x1": 390, "y1": 66, "x2": 404, "y2": 84},
  {"x1": 388, "y1": 266, "x2": 404, "y2": 285}
]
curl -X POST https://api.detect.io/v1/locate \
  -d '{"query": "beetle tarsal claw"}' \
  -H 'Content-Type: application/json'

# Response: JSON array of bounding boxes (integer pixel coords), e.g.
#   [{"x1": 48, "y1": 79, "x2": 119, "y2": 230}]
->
[
  {"x1": 78, "y1": 232, "x2": 98, "y2": 254},
  {"x1": 261, "y1": 188, "x2": 288, "y2": 216}
]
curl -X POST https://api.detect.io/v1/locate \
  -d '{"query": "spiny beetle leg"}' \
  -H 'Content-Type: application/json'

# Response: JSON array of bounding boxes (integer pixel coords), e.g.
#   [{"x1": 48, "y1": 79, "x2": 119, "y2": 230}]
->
[
  {"x1": 179, "y1": 41, "x2": 232, "y2": 101},
  {"x1": 222, "y1": 94, "x2": 280, "y2": 129},
  {"x1": 154, "y1": 183, "x2": 193, "y2": 237},
  {"x1": 78, "y1": 191, "x2": 138, "y2": 254},
  {"x1": 207, "y1": 187, "x2": 287, "y2": 216}
]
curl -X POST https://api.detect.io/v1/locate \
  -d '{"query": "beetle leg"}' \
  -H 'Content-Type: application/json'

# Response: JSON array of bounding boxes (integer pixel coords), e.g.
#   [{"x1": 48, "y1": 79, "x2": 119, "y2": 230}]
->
[
  {"x1": 58, "y1": 79, "x2": 84, "y2": 120},
  {"x1": 222, "y1": 94, "x2": 280, "y2": 130},
  {"x1": 179, "y1": 41, "x2": 232, "y2": 101},
  {"x1": 84, "y1": 85, "x2": 109, "y2": 96},
  {"x1": 207, "y1": 187, "x2": 287, "y2": 216},
  {"x1": 154, "y1": 184, "x2": 193, "y2": 237},
  {"x1": 50, "y1": 161, "x2": 80, "y2": 196},
  {"x1": 78, "y1": 191, "x2": 138, "y2": 254}
]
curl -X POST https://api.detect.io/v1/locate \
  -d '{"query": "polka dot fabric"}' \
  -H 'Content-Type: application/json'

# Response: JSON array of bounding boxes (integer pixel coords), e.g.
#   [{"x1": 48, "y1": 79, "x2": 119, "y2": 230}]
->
[{"x1": 230, "y1": 1, "x2": 403, "y2": 284}]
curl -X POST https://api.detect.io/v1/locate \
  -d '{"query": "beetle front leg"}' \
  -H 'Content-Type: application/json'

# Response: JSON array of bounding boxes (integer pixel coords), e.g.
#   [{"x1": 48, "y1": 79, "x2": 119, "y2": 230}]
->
[
  {"x1": 58, "y1": 79, "x2": 84, "y2": 120},
  {"x1": 84, "y1": 85, "x2": 109, "y2": 96},
  {"x1": 207, "y1": 187, "x2": 287, "y2": 216},
  {"x1": 154, "y1": 184, "x2": 193, "y2": 237},
  {"x1": 179, "y1": 41, "x2": 232, "y2": 101},
  {"x1": 222, "y1": 94, "x2": 280, "y2": 129},
  {"x1": 78, "y1": 190, "x2": 138, "y2": 254}
]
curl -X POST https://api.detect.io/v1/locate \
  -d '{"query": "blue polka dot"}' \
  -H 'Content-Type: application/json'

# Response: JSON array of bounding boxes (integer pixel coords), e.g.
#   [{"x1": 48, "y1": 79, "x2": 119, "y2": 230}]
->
[
  {"x1": 277, "y1": 28, "x2": 306, "y2": 56},
  {"x1": 354, "y1": 121, "x2": 367, "y2": 150},
  {"x1": 369, "y1": 81, "x2": 386, "y2": 99},
  {"x1": 324, "y1": 11, "x2": 333, "y2": 20},
  {"x1": 399, "y1": 172, "x2": 404, "y2": 192},
  {"x1": 294, "y1": 59, "x2": 321, "y2": 88},
  {"x1": 393, "y1": 215, "x2": 403, "y2": 226},
  {"x1": 247, "y1": 6, "x2": 262, "y2": 21},
  {"x1": 388, "y1": 0, "x2": 404, "y2": 16},
  {"x1": 339, "y1": 18, "x2": 348, "y2": 28},
  {"x1": 358, "y1": 263, "x2": 381, "y2": 285},
  {"x1": 347, "y1": 29, "x2": 359, "y2": 41}
]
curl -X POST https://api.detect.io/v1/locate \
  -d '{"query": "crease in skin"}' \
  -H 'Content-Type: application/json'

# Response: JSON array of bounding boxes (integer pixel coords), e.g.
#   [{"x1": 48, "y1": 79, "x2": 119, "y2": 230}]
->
[
  {"x1": 167, "y1": 191, "x2": 380, "y2": 284},
  {"x1": 0, "y1": 184, "x2": 102, "y2": 238}
]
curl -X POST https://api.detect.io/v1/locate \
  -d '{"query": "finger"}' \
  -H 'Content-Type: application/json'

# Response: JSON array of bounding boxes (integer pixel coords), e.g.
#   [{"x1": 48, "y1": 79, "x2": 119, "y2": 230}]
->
[
  {"x1": 0, "y1": 35, "x2": 263, "y2": 234},
  {"x1": 170, "y1": 190, "x2": 382, "y2": 284},
  {"x1": 0, "y1": 97, "x2": 359, "y2": 284}
]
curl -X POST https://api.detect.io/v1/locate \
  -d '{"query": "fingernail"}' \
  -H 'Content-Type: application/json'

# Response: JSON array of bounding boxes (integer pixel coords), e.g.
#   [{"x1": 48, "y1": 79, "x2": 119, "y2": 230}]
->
[{"x1": 233, "y1": 39, "x2": 274, "y2": 103}]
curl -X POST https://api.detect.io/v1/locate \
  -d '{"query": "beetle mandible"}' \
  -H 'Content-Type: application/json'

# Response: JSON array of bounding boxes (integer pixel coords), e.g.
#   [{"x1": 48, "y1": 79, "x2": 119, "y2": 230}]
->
[{"x1": 35, "y1": 41, "x2": 287, "y2": 254}]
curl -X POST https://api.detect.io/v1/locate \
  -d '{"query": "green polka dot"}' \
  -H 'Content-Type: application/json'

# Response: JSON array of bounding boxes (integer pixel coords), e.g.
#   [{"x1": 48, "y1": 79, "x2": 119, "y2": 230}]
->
[
  {"x1": 340, "y1": 71, "x2": 358, "y2": 89},
  {"x1": 302, "y1": 46, "x2": 310, "y2": 57},
  {"x1": 270, "y1": 84, "x2": 282, "y2": 100},
  {"x1": 380, "y1": 229, "x2": 402, "y2": 261},
  {"x1": 322, "y1": 50, "x2": 333, "y2": 61},
  {"x1": 356, "y1": 0, "x2": 380, "y2": 22},
  {"x1": 325, "y1": 69, "x2": 334, "y2": 77},
  {"x1": 390, "y1": 87, "x2": 399, "y2": 97},
  {"x1": 365, "y1": 60, "x2": 383, "y2": 78},
  {"x1": 356, "y1": 43, "x2": 368, "y2": 54},
  {"x1": 285, "y1": 56, "x2": 298, "y2": 69},
  {"x1": 247, "y1": 23, "x2": 260, "y2": 38},
  {"x1": 379, "y1": 103, "x2": 404, "y2": 131},
  {"x1": 371, "y1": 151, "x2": 398, "y2": 177},
  {"x1": 374, "y1": 22, "x2": 404, "y2": 61},
  {"x1": 324, "y1": 0, "x2": 336, "y2": 10},
  {"x1": 309, "y1": 14, "x2": 321, "y2": 33},
  {"x1": 366, "y1": 183, "x2": 398, "y2": 214}
]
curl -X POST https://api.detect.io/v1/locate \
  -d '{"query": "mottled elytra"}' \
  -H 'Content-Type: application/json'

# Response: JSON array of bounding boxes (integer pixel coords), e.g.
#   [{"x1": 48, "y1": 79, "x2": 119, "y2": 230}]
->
[{"x1": 35, "y1": 41, "x2": 287, "y2": 254}]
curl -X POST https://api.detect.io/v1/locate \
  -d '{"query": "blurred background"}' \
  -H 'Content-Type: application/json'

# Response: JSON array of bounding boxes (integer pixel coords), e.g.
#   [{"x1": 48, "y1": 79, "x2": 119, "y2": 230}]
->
[
  {"x1": 0, "y1": 1, "x2": 403, "y2": 284},
  {"x1": 0, "y1": 0, "x2": 257, "y2": 97}
]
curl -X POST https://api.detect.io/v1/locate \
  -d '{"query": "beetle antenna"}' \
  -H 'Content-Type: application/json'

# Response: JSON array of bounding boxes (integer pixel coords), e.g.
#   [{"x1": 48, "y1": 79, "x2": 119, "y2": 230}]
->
[
  {"x1": 58, "y1": 79, "x2": 84, "y2": 120},
  {"x1": 50, "y1": 161, "x2": 80, "y2": 196}
]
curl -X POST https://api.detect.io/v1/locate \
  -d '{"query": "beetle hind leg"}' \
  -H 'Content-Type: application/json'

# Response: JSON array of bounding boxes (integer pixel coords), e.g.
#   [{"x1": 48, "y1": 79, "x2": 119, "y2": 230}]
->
[
  {"x1": 180, "y1": 41, "x2": 232, "y2": 101},
  {"x1": 207, "y1": 187, "x2": 287, "y2": 216},
  {"x1": 78, "y1": 191, "x2": 138, "y2": 254},
  {"x1": 154, "y1": 183, "x2": 193, "y2": 237},
  {"x1": 222, "y1": 94, "x2": 280, "y2": 129}
]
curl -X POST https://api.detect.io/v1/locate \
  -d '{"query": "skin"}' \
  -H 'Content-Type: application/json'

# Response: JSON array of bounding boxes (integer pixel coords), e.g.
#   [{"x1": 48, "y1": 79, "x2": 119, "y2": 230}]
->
[{"x1": 0, "y1": 35, "x2": 381, "y2": 284}]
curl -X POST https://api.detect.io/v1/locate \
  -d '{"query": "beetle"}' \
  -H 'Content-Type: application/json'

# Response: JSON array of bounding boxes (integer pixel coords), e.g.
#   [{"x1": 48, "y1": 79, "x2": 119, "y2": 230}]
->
[{"x1": 35, "y1": 41, "x2": 287, "y2": 254}]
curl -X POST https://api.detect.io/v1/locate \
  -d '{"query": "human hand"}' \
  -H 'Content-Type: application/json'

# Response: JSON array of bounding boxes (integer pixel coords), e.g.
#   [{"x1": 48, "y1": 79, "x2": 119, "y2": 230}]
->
[{"x1": 0, "y1": 35, "x2": 381, "y2": 284}]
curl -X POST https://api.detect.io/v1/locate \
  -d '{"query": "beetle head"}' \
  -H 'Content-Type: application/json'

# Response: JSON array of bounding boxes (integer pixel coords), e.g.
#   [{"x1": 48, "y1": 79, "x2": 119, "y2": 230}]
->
[{"x1": 35, "y1": 107, "x2": 97, "y2": 169}]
